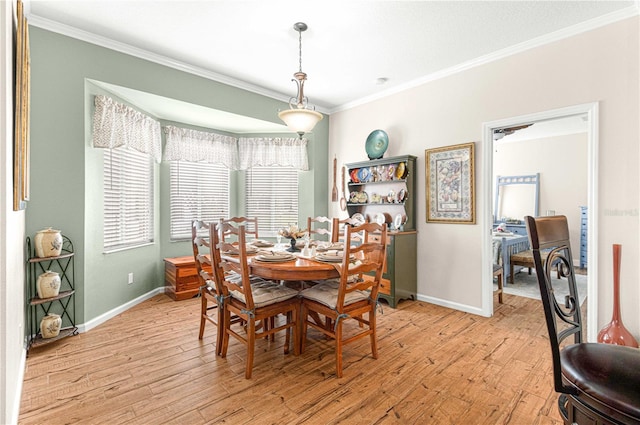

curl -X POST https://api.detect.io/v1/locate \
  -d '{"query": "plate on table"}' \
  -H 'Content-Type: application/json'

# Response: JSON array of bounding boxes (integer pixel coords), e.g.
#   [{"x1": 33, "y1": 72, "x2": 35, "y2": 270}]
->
[
  {"x1": 315, "y1": 253, "x2": 355, "y2": 263},
  {"x1": 224, "y1": 245, "x2": 258, "y2": 255},
  {"x1": 316, "y1": 242, "x2": 344, "y2": 252},
  {"x1": 254, "y1": 252, "x2": 296, "y2": 262},
  {"x1": 251, "y1": 239, "x2": 273, "y2": 247}
]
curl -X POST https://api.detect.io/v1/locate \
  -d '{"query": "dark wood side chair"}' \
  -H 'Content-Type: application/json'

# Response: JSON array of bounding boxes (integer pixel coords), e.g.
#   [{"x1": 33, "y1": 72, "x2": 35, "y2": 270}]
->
[
  {"x1": 211, "y1": 221, "x2": 300, "y2": 379},
  {"x1": 525, "y1": 215, "x2": 640, "y2": 425},
  {"x1": 192, "y1": 220, "x2": 224, "y2": 355},
  {"x1": 299, "y1": 222, "x2": 387, "y2": 377}
]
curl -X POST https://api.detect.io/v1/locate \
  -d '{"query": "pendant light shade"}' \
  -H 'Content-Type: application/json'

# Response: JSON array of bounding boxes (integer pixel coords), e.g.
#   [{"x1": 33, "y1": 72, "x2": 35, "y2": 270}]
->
[
  {"x1": 278, "y1": 108, "x2": 323, "y2": 138},
  {"x1": 279, "y1": 22, "x2": 323, "y2": 138}
]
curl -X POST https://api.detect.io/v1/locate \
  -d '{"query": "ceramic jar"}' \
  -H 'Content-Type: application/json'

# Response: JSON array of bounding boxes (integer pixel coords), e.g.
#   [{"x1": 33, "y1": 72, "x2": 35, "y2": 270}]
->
[
  {"x1": 40, "y1": 314, "x2": 62, "y2": 339},
  {"x1": 37, "y1": 271, "x2": 61, "y2": 299},
  {"x1": 34, "y1": 228, "x2": 63, "y2": 258}
]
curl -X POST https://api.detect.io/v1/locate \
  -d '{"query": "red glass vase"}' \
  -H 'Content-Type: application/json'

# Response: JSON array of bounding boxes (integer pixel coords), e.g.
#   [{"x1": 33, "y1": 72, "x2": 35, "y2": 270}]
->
[{"x1": 597, "y1": 244, "x2": 639, "y2": 347}]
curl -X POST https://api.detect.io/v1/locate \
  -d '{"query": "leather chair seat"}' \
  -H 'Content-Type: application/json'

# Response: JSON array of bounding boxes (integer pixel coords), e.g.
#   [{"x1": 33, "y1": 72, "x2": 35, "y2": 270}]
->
[{"x1": 562, "y1": 343, "x2": 640, "y2": 422}]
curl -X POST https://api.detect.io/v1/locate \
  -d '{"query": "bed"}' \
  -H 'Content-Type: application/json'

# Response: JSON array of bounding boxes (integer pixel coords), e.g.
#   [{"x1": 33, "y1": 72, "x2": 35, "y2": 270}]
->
[{"x1": 492, "y1": 233, "x2": 530, "y2": 283}]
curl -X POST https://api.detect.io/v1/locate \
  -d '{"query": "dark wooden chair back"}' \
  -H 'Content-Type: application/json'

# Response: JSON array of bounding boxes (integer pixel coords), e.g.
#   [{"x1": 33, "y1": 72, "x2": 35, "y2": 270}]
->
[
  {"x1": 525, "y1": 215, "x2": 640, "y2": 424},
  {"x1": 525, "y1": 215, "x2": 581, "y2": 394}
]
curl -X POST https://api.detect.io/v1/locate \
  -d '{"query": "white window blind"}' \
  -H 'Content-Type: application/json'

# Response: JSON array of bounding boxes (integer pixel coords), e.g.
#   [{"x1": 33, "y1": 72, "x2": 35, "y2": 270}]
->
[
  {"x1": 170, "y1": 161, "x2": 230, "y2": 240},
  {"x1": 245, "y1": 166, "x2": 299, "y2": 236},
  {"x1": 103, "y1": 148, "x2": 154, "y2": 251}
]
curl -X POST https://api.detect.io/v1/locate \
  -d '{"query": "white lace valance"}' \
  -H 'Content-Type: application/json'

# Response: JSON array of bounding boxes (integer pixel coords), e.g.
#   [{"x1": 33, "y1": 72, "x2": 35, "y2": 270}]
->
[
  {"x1": 163, "y1": 125, "x2": 239, "y2": 169},
  {"x1": 92, "y1": 95, "x2": 162, "y2": 162},
  {"x1": 239, "y1": 137, "x2": 308, "y2": 171}
]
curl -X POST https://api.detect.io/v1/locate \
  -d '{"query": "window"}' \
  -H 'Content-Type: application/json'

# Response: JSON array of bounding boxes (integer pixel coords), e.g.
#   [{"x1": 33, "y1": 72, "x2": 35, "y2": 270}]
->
[
  {"x1": 245, "y1": 166, "x2": 298, "y2": 236},
  {"x1": 103, "y1": 148, "x2": 154, "y2": 252},
  {"x1": 169, "y1": 161, "x2": 230, "y2": 240}
]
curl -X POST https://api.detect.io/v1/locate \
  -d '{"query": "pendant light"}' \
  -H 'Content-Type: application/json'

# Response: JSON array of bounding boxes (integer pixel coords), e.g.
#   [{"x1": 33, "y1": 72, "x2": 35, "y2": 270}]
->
[{"x1": 278, "y1": 22, "x2": 323, "y2": 138}]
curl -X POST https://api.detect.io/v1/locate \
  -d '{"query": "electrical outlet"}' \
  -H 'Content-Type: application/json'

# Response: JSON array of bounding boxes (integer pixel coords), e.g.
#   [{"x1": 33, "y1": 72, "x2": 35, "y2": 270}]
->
[{"x1": 128, "y1": 272, "x2": 134, "y2": 284}]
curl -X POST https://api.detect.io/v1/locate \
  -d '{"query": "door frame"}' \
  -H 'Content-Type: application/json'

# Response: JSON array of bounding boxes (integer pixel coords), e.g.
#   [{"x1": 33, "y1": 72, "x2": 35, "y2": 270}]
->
[{"x1": 481, "y1": 102, "x2": 599, "y2": 342}]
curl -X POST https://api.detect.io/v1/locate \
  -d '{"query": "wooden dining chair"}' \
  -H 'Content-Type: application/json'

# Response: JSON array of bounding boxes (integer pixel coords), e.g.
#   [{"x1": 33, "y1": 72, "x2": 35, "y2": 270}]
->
[
  {"x1": 211, "y1": 221, "x2": 300, "y2": 379},
  {"x1": 333, "y1": 216, "x2": 365, "y2": 243},
  {"x1": 300, "y1": 222, "x2": 387, "y2": 377},
  {"x1": 219, "y1": 216, "x2": 259, "y2": 241},
  {"x1": 525, "y1": 215, "x2": 640, "y2": 424},
  {"x1": 192, "y1": 220, "x2": 225, "y2": 355},
  {"x1": 492, "y1": 263, "x2": 503, "y2": 304},
  {"x1": 307, "y1": 216, "x2": 333, "y2": 241}
]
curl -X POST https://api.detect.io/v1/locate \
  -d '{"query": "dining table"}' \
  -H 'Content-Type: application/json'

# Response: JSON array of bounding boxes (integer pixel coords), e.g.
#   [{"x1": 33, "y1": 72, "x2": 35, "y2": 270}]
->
[
  {"x1": 221, "y1": 241, "x2": 343, "y2": 283},
  {"x1": 221, "y1": 245, "x2": 344, "y2": 352},
  {"x1": 247, "y1": 255, "x2": 340, "y2": 282}
]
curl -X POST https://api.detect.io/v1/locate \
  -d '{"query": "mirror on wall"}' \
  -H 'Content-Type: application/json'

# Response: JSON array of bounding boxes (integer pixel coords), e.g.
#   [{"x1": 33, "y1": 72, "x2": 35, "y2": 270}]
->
[{"x1": 493, "y1": 174, "x2": 539, "y2": 224}]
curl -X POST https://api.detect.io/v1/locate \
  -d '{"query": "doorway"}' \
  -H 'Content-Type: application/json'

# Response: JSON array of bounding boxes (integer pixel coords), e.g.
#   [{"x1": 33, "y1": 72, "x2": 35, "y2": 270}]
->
[{"x1": 481, "y1": 103, "x2": 599, "y2": 342}]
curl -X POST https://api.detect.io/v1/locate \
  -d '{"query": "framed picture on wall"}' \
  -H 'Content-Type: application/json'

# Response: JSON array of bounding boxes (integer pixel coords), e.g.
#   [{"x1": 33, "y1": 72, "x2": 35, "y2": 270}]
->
[
  {"x1": 13, "y1": 0, "x2": 30, "y2": 211},
  {"x1": 425, "y1": 142, "x2": 475, "y2": 224}
]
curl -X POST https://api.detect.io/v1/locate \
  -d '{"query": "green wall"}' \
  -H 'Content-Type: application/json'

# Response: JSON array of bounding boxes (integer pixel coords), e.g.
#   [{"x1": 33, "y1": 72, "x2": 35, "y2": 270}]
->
[{"x1": 28, "y1": 27, "x2": 329, "y2": 324}]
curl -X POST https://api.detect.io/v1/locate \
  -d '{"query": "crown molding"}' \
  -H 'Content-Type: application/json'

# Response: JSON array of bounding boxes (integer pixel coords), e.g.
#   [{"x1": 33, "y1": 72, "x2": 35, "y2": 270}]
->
[
  {"x1": 26, "y1": 13, "x2": 330, "y2": 116},
  {"x1": 25, "y1": 4, "x2": 638, "y2": 116},
  {"x1": 331, "y1": 5, "x2": 639, "y2": 114}
]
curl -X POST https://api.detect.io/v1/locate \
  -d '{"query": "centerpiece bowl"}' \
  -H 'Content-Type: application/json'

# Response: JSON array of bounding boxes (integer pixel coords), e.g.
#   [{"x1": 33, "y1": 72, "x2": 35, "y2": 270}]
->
[{"x1": 278, "y1": 225, "x2": 307, "y2": 253}]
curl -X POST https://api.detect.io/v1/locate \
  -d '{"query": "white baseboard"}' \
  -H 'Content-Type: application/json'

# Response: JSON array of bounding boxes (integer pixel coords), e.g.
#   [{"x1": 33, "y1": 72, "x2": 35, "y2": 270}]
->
[
  {"x1": 11, "y1": 348, "x2": 26, "y2": 425},
  {"x1": 415, "y1": 293, "x2": 487, "y2": 317},
  {"x1": 78, "y1": 287, "x2": 166, "y2": 333}
]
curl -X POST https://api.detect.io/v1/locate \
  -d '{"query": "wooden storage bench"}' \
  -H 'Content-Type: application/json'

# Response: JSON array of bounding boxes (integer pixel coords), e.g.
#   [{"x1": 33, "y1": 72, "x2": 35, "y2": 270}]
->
[{"x1": 164, "y1": 256, "x2": 209, "y2": 301}]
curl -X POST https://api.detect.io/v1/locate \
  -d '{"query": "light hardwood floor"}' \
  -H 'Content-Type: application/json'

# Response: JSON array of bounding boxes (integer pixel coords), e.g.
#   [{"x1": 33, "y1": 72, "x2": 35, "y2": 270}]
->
[{"x1": 20, "y1": 293, "x2": 565, "y2": 424}]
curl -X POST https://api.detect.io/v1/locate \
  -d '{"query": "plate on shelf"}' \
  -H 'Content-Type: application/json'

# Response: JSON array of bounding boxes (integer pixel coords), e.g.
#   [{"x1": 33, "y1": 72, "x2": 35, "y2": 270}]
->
[
  {"x1": 373, "y1": 213, "x2": 386, "y2": 226},
  {"x1": 350, "y1": 191, "x2": 368, "y2": 204},
  {"x1": 387, "y1": 189, "x2": 396, "y2": 203},
  {"x1": 393, "y1": 213, "x2": 403, "y2": 229},
  {"x1": 358, "y1": 167, "x2": 370, "y2": 183},
  {"x1": 395, "y1": 162, "x2": 407, "y2": 179},
  {"x1": 397, "y1": 189, "x2": 407, "y2": 203},
  {"x1": 387, "y1": 165, "x2": 395, "y2": 180},
  {"x1": 365, "y1": 129, "x2": 389, "y2": 160},
  {"x1": 350, "y1": 169, "x2": 359, "y2": 183},
  {"x1": 351, "y1": 213, "x2": 366, "y2": 226}
]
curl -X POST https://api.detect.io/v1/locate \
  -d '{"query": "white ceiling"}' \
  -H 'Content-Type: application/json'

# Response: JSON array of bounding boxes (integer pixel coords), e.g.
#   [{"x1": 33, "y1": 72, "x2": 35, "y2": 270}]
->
[{"x1": 26, "y1": 1, "x2": 638, "y2": 132}]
